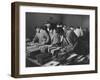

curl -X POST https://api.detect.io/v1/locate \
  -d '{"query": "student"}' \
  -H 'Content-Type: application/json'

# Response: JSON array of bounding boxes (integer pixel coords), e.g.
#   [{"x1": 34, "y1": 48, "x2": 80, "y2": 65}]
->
[
  {"x1": 74, "y1": 26, "x2": 83, "y2": 38},
  {"x1": 74, "y1": 27, "x2": 85, "y2": 55},
  {"x1": 49, "y1": 28, "x2": 54, "y2": 42},
  {"x1": 67, "y1": 27, "x2": 77, "y2": 45},
  {"x1": 32, "y1": 26, "x2": 40, "y2": 43},
  {"x1": 51, "y1": 28, "x2": 61, "y2": 46},
  {"x1": 32, "y1": 26, "x2": 50, "y2": 45}
]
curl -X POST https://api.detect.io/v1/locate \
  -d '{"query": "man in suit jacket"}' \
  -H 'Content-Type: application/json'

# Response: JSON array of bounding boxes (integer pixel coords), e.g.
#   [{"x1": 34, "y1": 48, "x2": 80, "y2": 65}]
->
[{"x1": 33, "y1": 26, "x2": 50, "y2": 45}]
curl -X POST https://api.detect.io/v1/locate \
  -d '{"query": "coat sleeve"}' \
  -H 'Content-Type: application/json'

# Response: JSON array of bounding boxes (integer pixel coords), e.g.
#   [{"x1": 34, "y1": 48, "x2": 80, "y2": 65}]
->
[
  {"x1": 32, "y1": 34, "x2": 38, "y2": 43},
  {"x1": 43, "y1": 31, "x2": 50, "y2": 44}
]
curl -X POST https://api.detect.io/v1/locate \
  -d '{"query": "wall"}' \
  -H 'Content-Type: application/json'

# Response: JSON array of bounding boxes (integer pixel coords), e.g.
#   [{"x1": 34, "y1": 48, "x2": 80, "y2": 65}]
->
[
  {"x1": 0, "y1": 0, "x2": 100, "y2": 80},
  {"x1": 26, "y1": 13, "x2": 89, "y2": 38},
  {"x1": 26, "y1": 13, "x2": 62, "y2": 38},
  {"x1": 62, "y1": 15, "x2": 89, "y2": 29},
  {"x1": 82, "y1": 16, "x2": 90, "y2": 29}
]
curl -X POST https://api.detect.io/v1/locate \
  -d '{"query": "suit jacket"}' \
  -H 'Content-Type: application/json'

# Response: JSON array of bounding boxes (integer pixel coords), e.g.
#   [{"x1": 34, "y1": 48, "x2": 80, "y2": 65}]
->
[{"x1": 33, "y1": 29, "x2": 50, "y2": 44}]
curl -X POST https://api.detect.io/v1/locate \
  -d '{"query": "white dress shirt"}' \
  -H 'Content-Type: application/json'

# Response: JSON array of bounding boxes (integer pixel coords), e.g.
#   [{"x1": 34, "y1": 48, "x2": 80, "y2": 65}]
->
[{"x1": 74, "y1": 28, "x2": 83, "y2": 37}]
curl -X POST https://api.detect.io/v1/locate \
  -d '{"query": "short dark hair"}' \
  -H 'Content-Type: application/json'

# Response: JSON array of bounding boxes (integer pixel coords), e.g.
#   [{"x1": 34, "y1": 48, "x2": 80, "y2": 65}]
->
[
  {"x1": 76, "y1": 26, "x2": 80, "y2": 29},
  {"x1": 35, "y1": 26, "x2": 40, "y2": 29},
  {"x1": 40, "y1": 25, "x2": 47, "y2": 30},
  {"x1": 56, "y1": 27, "x2": 64, "y2": 35}
]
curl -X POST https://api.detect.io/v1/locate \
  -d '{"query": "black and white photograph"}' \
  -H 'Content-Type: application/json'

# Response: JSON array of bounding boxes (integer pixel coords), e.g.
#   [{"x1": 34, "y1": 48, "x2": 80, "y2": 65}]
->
[
  {"x1": 26, "y1": 13, "x2": 90, "y2": 67},
  {"x1": 11, "y1": 2, "x2": 97, "y2": 78}
]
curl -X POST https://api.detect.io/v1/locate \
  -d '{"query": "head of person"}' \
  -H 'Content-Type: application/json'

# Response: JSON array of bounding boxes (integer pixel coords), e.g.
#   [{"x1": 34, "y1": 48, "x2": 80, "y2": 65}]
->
[
  {"x1": 45, "y1": 23, "x2": 50, "y2": 29},
  {"x1": 63, "y1": 25, "x2": 67, "y2": 31},
  {"x1": 76, "y1": 26, "x2": 80, "y2": 29},
  {"x1": 40, "y1": 25, "x2": 47, "y2": 30},
  {"x1": 70, "y1": 26, "x2": 74, "y2": 30},
  {"x1": 36, "y1": 26, "x2": 40, "y2": 33}
]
